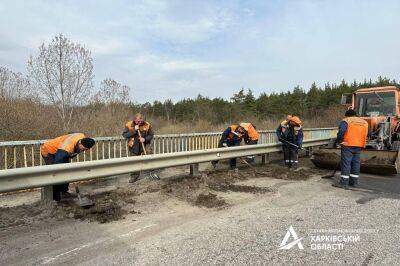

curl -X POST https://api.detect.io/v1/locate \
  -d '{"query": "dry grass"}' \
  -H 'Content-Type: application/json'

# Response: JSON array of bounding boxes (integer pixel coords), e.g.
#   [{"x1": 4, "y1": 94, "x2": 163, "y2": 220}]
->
[{"x1": 0, "y1": 99, "x2": 345, "y2": 141}]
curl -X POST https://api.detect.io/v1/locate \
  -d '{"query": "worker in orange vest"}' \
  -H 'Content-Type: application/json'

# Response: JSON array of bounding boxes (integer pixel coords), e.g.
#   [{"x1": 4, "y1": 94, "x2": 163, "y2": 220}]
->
[
  {"x1": 122, "y1": 113, "x2": 157, "y2": 183},
  {"x1": 212, "y1": 124, "x2": 246, "y2": 169},
  {"x1": 41, "y1": 133, "x2": 95, "y2": 201},
  {"x1": 276, "y1": 115, "x2": 303, "y2": 168},
  {"x1": 240, "y1": 122, "x2": 260, "y2": 163},
  {"x1": 333, "y1": 109, "x2": 368, "y2": 189}
]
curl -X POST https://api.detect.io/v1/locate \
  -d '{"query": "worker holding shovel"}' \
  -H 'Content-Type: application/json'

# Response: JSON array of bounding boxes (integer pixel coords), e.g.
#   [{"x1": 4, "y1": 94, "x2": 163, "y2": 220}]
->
[
  {"x1": 122, "y1": 113, "x2": 158, "y2": 183},
  {"x1": 41, "y1": 133, "x2": 95, "y2": 201},
  {"x1": 332, "y1": 109, "x2": 368, "y2": 189},
  {"x1": 276, "y1": 115, "x2": 303, "y2": 168},
  {"x1": 211, "y1": 124, "x2": 246, "y2": 170}
]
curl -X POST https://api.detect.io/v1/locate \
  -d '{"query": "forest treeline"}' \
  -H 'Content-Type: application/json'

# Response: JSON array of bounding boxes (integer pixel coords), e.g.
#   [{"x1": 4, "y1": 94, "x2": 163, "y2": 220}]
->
[{"x1": 135, "y1": 76, "x2": 398, "y2": 123}]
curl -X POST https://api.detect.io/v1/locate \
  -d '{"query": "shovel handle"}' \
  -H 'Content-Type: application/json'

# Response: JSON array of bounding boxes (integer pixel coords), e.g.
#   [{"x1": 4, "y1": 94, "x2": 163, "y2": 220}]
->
[{"x1": 137, "y1": 130, "x2": 147, "y2": 155}]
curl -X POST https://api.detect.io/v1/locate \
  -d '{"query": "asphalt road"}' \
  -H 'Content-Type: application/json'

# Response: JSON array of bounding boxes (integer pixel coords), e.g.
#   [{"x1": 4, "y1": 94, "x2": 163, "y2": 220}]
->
[{"x1": 0, "y1": 164, "x2": 399, "y2": 265}]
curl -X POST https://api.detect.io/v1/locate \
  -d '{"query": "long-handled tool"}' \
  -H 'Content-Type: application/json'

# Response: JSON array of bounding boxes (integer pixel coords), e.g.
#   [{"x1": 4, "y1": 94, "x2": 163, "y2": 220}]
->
[
  {"x1": 74, "y1": 186, "x2": 94, "y2": 208},
  {"x1": 321, "y1": 162, "x2": 340, "y2": 179},
  {"x1": 137, "y1": 130, "x2": 147, "y2": 155},
  {"x1": 240, "y1": 158, "x2": 270, "y2": 176},
  {"x1": 137, "y1": 130, "x2": 160, "y2": 179},
  {"x1": 280, "y1": 139, "x2": 304, "y2": 150},
  {"x1": 321, "y1": 155, "x2": 377, "y2": 179}
]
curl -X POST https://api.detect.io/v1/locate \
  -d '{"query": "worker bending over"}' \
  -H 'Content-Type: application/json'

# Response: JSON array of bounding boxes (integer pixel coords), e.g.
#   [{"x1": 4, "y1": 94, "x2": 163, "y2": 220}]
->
[
  {"x1": 240, "y1": 122, "x2": 260, "y2": 163},
  {"x1": 212, "y1": 124, "x2": 246, "y2": 169},
  {"x1": 276, "y1": 115, "x2": 303, "y2": 168},
  {"x1": 122, "y1": 113, "x2": 157, "y2": 183},
  {"x1": 41, "y1": 133, "x2": 95, "y2": 201},
  {"x1": 334, "y1": 109, "x2": 368, "y2": 189}
]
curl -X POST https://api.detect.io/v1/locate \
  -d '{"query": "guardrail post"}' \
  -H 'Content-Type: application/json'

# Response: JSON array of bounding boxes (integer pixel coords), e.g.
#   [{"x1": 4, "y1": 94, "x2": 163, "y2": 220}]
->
[
  {"x1": 261, "y1": 154, "x2": 270, "y2": 165},
  {"x1": 190, "y1": 163, "x2": 200, "y2": 177},
  {"x1": 41, "y1": 186, "x2": 53, "y2": 201},
  {"x1": 306, "y1": 147, "x2": 313, "y2": 157}
]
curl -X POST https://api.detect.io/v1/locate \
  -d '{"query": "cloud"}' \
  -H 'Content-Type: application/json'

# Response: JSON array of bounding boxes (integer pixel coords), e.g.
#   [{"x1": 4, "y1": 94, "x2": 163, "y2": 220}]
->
[{"x1": 0, "y1": 0, "x2": 399, "y2": 102}]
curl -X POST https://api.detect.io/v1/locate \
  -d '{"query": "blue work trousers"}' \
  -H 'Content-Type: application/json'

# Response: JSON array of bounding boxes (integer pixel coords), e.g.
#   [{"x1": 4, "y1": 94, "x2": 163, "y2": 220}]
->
[{"x1": 340, "y1": 146, "x2": 361, "y2": 185}]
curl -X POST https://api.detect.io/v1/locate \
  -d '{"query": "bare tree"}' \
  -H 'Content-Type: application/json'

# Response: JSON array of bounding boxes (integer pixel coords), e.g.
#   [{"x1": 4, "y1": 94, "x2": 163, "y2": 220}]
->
[
  {"x1": 0, "y1": 66, "x2": 30, "y2": 99},
  {"x1": 92, "y1": 78, "x2": 131, "y2": 104},
  {"x1": 28, "y1": 33, "x2": 94, "y2": 130}
]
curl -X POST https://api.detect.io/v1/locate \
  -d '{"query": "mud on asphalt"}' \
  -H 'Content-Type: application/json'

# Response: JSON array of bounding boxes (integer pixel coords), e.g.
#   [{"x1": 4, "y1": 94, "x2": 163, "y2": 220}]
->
[{"x1": 0, "y1": 159, "x2": 325, "y2": 228}]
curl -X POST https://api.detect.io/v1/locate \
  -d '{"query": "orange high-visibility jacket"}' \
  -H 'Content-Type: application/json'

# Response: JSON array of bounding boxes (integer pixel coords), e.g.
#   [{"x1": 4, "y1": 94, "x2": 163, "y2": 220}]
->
[
  {"x1": 41, "y1": 133, "x2": 85, "y2": 157},
  {"x1": 240, "y1": 122, "x2": 259, "y2": 141},
  {"x1": 341, "y1": 117, "x2": 368, "y2": 148},
  {"x1": 125, "y1": 121, "x2": 151, "y2": 148},
  {"x1": 227, "y1": 124, "x2": 241, "y2": 140}
]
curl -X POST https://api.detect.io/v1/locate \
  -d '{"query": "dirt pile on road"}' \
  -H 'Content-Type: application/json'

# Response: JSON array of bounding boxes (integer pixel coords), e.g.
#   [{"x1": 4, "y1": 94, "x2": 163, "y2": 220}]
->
[
  {"x1": 195, "y1": 193, "x2": 227, "y2": 208},
  {"x1": 259, "y1": 161, "x2": 325, "y2": 180},
  {"x1": 2, "y1": 160, "x2": 320, "y2": 228},
  {"x1": 0, "y1": 200, "x2": 56, "y2": 229}
]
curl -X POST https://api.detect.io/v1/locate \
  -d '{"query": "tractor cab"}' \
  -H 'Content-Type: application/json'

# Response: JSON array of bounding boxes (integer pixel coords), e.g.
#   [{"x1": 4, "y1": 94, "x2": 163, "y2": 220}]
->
[
  {"x1": 341, "y1": 86, "x2": 400, "y2": 150},
  {"x1": 311, "y1": 86, "x2": 400, "y2": 175}
]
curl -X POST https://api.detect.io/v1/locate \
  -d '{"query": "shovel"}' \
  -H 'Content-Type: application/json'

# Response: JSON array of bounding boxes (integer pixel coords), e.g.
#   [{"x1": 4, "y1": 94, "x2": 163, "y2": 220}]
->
[
  {"x1": 138, "y1": 130, "x2": 160, "y2": 180},
  {"x1": 240, "y1": 158, "x2": 270, "y2": 176},
  {"x1": 321, "y1": 155, "x2": 377, "y2": 179},
  {"x1": 74, "y1": 186, "x2": 94, "y2": 208}
]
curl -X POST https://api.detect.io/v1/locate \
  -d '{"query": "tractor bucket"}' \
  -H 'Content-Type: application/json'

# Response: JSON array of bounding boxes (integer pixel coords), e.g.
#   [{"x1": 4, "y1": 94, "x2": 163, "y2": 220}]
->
[{"x1": 310, "y1": 147, "x2": 400, "y2": 175}]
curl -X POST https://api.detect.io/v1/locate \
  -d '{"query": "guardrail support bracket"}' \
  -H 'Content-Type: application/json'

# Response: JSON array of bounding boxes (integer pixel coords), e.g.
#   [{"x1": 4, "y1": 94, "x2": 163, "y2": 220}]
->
[
  {"x1": 41, "y1": 186, "x2": 53, "y2": 201},
  {"x1": 190, "y1": 163, "x2": 200, "y2": 177}
]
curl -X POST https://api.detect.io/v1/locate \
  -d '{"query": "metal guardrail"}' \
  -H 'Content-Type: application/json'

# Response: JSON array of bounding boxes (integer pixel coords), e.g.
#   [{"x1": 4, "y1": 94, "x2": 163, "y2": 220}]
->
[
  {"x1": 0, "y1": 138, "x2": 331, "y2": 193},
  {"x1": 0, "y1": 128, "x2": 337, "y2": 170}
]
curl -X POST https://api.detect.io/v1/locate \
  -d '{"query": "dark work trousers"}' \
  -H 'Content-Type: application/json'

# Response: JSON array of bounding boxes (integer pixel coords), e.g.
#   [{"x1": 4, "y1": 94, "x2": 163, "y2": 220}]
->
[
  {"x1": 282, "y1": 143, "x2": 298, "y2": 168},
  {"x1": 128, "y1": 144, "x2": 152, "y2": 182},
  {"x1": 212, "y1": 141, "x2": 240, "y2": 169},
  {"x1": 42, "y1": 154, "x2": 69, "y2": 201},
  {"x1": 340, "y1": 146, "x2": 361, "y2": 186}
]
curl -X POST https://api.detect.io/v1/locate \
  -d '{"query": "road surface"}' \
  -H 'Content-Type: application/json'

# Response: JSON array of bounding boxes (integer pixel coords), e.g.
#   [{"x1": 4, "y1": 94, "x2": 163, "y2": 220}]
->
[{"x1": 0, "y1": 159, "x2": 399, "y2": 265}]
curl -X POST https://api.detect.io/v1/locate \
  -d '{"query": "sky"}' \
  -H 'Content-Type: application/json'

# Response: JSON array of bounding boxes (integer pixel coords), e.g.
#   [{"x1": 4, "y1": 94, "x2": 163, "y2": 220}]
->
[{"x1": 0, "y1": 0, "x2": 399, "y2": 103}]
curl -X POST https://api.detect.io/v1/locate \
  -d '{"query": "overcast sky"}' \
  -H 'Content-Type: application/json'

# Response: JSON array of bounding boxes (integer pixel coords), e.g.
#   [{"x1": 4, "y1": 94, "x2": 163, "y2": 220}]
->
[{"x1": 0, "y1": 0, "x2": 399, "y2": 102}]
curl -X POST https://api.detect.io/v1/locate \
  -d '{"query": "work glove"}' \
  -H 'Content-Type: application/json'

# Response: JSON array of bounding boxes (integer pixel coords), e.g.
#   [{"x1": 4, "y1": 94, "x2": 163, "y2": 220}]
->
[
  {"x1": 134, "y1": 125, "x2": 139, "y2": 130},
  {"x1": 222, "y1": 143, "x2": 228, "y2": 147}
]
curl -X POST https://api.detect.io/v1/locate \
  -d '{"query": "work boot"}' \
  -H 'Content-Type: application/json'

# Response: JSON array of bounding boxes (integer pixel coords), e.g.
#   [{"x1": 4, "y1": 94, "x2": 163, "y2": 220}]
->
[
  {"x1": 332, "y1": 182, "x2": 349, "y2": 190},
  {"x1": 211, "y1": 161, "x2": 218, "y2": 169},
  {"x1": 349, "y1": 177, "x2": 358, "y2": 187},
  {"x1": 245, "y1": 156, "x2": 255, "y2": 164},
  {"x1": 332, "y1": 177, "x2": 349, "y2": 190}
]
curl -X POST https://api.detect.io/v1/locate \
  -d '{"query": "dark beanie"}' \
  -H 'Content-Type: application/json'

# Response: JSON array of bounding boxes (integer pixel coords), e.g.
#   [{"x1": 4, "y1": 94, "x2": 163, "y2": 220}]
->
[
  {"x1": 345, "y1": 109, "x2": 357, "y2": 117},
  {"x1": 81, "y1": 138, "x2": 95, "y2": 149}
]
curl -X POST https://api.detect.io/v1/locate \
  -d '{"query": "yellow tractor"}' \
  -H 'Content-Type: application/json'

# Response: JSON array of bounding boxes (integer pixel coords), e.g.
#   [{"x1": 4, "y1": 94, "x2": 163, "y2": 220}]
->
[{"x1": 311, "y1": 86, "x2": 400, "y2": 175}]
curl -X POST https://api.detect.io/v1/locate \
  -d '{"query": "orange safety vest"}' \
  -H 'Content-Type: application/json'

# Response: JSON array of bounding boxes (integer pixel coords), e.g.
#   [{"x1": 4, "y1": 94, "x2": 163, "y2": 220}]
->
[
  {"x1": 227, "y1": 124, "x2": 242, "y2": 140},
  {"x1": 125, "y1": 121, "x2": 151, "y2": 148},
  {"x1": 240, "y1": 122, "x2": 259, "y2": 141},
  {"x1": 41, "y1": 133, "x2": 85, "y2": 157},
  {"x1": 341, "y1": 117, "x2": 368, "y2": 148},
  {"x1": 280, "y1": 120, "x2": 301, "y2": 136}
]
